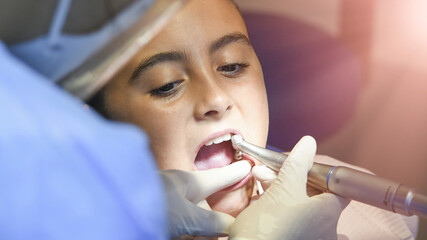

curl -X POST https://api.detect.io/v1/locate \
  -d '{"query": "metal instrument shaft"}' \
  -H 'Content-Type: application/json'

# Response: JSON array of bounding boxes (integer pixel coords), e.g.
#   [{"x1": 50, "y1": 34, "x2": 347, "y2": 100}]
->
[{"x1": 231, "y1": 135, "x2": 427, "y2": 218}]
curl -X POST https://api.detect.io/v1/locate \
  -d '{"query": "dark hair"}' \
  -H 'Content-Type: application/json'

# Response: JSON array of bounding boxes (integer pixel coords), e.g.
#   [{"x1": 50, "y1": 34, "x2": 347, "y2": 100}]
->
[{"x1": 86, "y1": 87, "x2": 110, "y2": 119}]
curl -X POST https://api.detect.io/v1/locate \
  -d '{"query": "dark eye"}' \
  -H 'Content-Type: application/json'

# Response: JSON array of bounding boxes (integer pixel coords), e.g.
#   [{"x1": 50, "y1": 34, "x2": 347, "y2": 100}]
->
[
  {"x1": 150, "y1": 80, "x2": 183, "y2": 97},
  {"x1": 217, "y1": 63, "x2": 249, "y2": 77}
]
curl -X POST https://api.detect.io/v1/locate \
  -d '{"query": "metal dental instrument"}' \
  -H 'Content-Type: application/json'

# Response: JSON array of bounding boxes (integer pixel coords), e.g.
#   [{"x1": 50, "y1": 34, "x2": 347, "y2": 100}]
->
[{"x1": 231, "y1": 135, "x2": 427, "y2": 218}]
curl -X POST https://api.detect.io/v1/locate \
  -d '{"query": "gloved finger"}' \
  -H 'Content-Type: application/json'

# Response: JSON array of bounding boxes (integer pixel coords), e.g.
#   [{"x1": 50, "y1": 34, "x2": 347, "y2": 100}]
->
[
  {"x1": 308, "y1": 193, "x2": 350, "y2": 238},
  {"x1": 252, "y1": 165, "x2": 277, "y2": 190},
  {"x1": 311, "y1": 193, "x2": 350, "y2": 214},
  {"x1": 179, "y1": 202, "x2": 235, "y2": 238},
  {"x1": 186, "y1": 160, "x2": 252, "y2": 203},
  {"x1": 197, "y1": 200, "x2": 211, "y2": 210},
  {"x1": 273, "y1": 136, "x2": 316, "y2": 202}
]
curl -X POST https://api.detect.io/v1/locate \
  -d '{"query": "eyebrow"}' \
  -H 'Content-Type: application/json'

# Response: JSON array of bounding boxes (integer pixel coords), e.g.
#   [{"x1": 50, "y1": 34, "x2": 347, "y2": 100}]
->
[
  {"x1": 130, "y1": 51, "x2": 188, "y2": 83},
  {"x1": 209, "y1": 32, "x2": 251, "y2": 55},
  {"x1": 129, "y1": 32, "x2": 251, "y2": 83}
]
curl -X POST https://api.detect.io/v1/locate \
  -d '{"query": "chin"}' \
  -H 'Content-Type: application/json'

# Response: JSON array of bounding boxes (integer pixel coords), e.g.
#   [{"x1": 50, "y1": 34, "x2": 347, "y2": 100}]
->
[{"x1": 206, "y1": 178, "x2": 254, "y2": 217}]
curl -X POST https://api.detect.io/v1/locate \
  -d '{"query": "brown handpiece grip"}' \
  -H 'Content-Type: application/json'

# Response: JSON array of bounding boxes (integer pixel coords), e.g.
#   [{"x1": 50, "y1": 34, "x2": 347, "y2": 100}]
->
[{"x1": 309, "y1": 163, "x2": 427, "y2": 217}]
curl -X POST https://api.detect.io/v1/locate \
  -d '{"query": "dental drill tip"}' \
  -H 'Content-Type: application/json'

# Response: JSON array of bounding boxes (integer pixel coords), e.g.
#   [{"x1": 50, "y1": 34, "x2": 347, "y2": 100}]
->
[
  {"x1": 234, "y1": 150, "x2": 243, "y2": 161},
  {"x1": 231, "y1": 135, "x2": 244, "y2": 150},
  {"x1": 231, "y1": 135, "x2": 287, "y2": 172}
]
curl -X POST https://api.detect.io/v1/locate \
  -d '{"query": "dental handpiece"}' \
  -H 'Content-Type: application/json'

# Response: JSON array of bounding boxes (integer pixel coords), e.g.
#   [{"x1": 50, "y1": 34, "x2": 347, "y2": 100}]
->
[{"x1": 231, "y1": 135, "x2": 427, "y2": 218}]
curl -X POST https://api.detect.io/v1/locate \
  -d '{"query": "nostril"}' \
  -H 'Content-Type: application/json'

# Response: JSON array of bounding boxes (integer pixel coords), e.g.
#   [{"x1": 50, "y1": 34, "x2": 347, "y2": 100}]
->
[
  {"x1": 204, "y1": 110, "x2": 219, "y2": 117},
  {"x1": 203, "y1": 105, "x2": 232, "y2": 118}
]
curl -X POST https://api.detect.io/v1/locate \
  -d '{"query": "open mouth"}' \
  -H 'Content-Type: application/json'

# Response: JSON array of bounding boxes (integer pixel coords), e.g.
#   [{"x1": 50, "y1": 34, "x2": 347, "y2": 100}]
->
[
  {"x1": 195, "y1": 132, "x2": 256, "y2": 192},
  {"x1": 195, "y1": 133, "x2": 237, "y2": 170}
]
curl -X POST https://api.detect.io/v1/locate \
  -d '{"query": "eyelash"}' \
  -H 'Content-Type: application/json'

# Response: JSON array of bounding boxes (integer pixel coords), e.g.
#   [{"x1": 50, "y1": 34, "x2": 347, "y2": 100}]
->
[
  {"x1": 150, "y1": 80, "x2": 184, "y2": 98},
  {"x1": 217, "y1": 63, "x2": 249, "y2": 77},
  {"x1": 149, "y1": 63, "x2": 249, "y2": 98}
]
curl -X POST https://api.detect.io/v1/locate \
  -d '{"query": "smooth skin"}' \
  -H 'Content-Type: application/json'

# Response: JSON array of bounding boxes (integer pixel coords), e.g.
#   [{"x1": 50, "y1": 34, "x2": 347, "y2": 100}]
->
[{"x1": 101, "y1": 0, "x2": 269, "y2": 217}]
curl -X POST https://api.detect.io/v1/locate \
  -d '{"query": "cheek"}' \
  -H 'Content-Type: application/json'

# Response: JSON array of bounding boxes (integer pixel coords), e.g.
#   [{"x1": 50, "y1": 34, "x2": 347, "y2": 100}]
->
[
  {"x1": 250, "y1": 93, "x2": 269, "y2": 146},
  {"x1": 238, "y1": 71, "x2": 269, "y2": 147},
  {"x1": 133, "y1": 106, "x2": 193, "y2": 170}
]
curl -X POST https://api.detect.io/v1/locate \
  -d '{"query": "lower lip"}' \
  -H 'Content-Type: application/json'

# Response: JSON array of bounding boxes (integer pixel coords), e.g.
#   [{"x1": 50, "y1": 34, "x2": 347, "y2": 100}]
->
[{"x1": 220, "y1": 172, "x2": 253, "y2": 192}]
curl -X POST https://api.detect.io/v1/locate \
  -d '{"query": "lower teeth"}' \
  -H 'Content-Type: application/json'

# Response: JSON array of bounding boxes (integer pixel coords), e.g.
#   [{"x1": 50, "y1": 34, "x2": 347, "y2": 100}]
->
[{"x1": 234, "y1": 150, "x2": 243, "y2": 161}]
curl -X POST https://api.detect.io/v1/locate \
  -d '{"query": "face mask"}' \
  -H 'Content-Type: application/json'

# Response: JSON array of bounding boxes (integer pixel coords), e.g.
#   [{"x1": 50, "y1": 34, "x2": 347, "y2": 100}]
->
[{"x1": 8, "y1": 0, "x2": 153, "y2": 82}]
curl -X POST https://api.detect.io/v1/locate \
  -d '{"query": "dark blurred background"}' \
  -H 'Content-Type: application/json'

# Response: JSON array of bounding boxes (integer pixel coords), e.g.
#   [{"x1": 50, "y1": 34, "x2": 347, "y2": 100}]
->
[{"x1": 236, "y1": 0, "x2": 427, "y2": 239}]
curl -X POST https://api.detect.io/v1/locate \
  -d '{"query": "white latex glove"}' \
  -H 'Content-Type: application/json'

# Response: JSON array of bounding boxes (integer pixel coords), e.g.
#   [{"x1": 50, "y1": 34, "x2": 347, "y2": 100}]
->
[
  {"x1": 160, "y1": 160, "x2": 252, "y2": 239},
  {"x1": 252, "y1": 164, "x2": 277, "y2": 191},
  {"x1": 229, "y1": 136, "x2": 349, "y2": 240},
  {"x1": 252, "y1": 154, "x2": 322, "y2": 197}
]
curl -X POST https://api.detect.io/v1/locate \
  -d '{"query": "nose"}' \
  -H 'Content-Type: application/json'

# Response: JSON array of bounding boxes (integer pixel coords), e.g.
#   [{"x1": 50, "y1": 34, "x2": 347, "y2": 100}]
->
[{"x1": 193, "y1": 80, "x2": 233, "y2": 121}]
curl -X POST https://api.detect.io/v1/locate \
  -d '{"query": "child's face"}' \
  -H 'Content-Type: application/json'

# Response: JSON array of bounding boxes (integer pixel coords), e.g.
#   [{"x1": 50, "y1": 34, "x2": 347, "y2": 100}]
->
[{"x1": 103, "y1": 0, "x2": 269, "y2": 216}]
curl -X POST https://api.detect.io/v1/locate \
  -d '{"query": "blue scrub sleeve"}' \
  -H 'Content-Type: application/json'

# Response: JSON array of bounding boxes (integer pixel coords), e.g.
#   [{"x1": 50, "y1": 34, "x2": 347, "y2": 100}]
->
[{"x1": 0, "y1": 43, "x2": 168, "y2": 240}]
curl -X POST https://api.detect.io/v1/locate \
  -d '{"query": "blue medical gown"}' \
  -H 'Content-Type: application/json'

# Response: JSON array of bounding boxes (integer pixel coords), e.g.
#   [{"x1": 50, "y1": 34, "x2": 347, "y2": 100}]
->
[{"x1": 0, "y1": 43, "x2": 168, "y2": 239}]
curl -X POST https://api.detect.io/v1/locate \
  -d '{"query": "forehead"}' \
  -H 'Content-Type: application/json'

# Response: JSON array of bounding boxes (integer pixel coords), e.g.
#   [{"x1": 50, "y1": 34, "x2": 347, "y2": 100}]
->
[{"x1": 140, "y1": 0, "x2": 247, "y2": 55}]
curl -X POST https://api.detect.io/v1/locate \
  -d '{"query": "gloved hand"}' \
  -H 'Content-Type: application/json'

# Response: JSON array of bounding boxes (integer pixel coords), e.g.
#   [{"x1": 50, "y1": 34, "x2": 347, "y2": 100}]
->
[
  {"x1": 229, "y1": 136, "x2": 349, "y2": 240},
  {"x1": 160, "y1": 160, "x2": 252, "y2": 239},
  {"x1": 252, "y1": 152, "x2": 323, "y2": 197}
]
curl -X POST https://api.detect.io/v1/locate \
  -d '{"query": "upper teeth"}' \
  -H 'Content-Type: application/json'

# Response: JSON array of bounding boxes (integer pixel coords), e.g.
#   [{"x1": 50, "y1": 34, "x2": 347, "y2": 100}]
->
[{"x1": 205, "y1": 133, "x2": 232, "y2": 146}]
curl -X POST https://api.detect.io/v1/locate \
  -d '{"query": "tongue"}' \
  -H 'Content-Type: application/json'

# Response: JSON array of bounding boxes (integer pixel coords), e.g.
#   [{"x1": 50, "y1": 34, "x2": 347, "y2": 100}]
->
[{"x1": 195, "y1": 141, "x2": 234, "y2": 170}]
